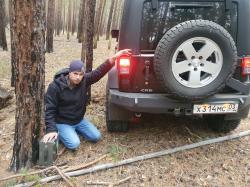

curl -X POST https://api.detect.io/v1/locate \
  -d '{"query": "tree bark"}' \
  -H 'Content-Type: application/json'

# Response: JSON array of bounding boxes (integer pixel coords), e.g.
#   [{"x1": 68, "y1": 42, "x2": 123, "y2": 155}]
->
[
  {"x1": 78, "y1": 0, "x2": 86, "y2": 43},
  {"x1": 67, "y1": 0, "x2": 72, "y2": 39},
  {"x1": 99, "y1": 0, "x2": 106, "y2": 37},
  {"x1": 63, "y1": 0, "x2": 65, "y2": 35},
  {"x1": 56, "y1": 0, "x2": 62, "y2": 36},
  {"x1": 45, "y1": 0, "x2": 48, "y2": 30},
  {"x1": 54, "y1": 1, "x2": 57, "y2": 36},
  {"x1": 9, "y1": 0, "x2": 45, "y2": 173},
  {"x1": 81, "y1": 0, "x2": 87, "y2": 59},
  {"x1": 71, "y1": 0, "x2": 76, "y2": 35},
  {"x1": 46, "y1": 0, "x2": 55, "y2": 53},
  {"x1": 4, "y1": 0, "x2": 9, "y2": 26},
  {"x1": 106, "y1": 0, "x2": 114, "y2": 40},
  {"x1": 111, "y1": 0, "x2": 118, "y2": 29},
  {"x1": 115, "y1": 0, "x2": 123, "y2": 29},
  {"x1": 76, "y1": 0, "x2": 82, "y2": 40},
  {"x1": 99, "y1": 0, "x2": 107, "y2": 37},
  {"x1": 93, "y1": 0, "x2": 103, "y2": 49},
  {"x1": 9, "y1": 0, "x2": 16, "y2": 88},
  {"x1": 85, "y1": 0, "x2": 96, "y2": 105},
  {"x1": 0, "y1": 0, "x2": 8, "y2": 51}
]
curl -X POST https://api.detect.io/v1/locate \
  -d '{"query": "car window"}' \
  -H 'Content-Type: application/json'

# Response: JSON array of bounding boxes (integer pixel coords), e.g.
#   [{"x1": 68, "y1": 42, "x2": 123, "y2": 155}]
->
[{"x1": 141, "y1": 1, "x2": 238, "y2": 50}]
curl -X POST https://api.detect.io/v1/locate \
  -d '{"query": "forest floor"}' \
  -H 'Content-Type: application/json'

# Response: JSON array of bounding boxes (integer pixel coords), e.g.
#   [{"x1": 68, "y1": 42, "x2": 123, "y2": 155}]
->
[{"x1": 0, "y1": 30, "x2": 250, "y2": 187}]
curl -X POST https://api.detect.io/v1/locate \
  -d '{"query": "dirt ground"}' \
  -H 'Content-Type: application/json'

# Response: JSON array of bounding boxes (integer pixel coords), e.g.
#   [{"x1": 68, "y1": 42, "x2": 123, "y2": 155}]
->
[{"x1": 0, "y1": 31, "x2": 250, "y2": 187}]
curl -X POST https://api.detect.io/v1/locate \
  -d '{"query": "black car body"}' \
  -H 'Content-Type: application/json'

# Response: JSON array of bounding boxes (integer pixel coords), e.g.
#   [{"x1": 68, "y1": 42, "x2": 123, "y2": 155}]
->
[{"x1": 106, "y1": 0, "x2": 250, "y2": 132}]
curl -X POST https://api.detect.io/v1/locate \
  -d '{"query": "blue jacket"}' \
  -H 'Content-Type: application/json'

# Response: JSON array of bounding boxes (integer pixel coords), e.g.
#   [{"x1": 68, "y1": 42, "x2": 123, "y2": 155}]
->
[{"x1": 45, "y1": 59, "x2": 113, "y2": 133}]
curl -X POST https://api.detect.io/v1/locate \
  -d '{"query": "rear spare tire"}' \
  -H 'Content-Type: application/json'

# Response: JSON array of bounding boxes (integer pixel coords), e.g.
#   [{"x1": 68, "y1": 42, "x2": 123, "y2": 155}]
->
[{"x1": 154, "y1": 20, "x2": 237, "y2": 101}]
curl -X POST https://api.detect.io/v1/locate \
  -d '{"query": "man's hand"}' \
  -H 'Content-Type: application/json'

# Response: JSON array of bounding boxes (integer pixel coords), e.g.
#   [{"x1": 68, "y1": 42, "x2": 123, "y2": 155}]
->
[
  {"x1": 43, "y1": 132, "x2": 58, "y2": 143},
  {"x1": 109, "y1": 49, "x2": 132, "y2": 65}
]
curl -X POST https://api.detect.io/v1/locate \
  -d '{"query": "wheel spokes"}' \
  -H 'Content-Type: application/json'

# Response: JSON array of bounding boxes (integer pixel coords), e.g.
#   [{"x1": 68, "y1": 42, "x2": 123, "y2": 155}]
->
[
  {"x1": 181, "y1": 41, "x2": 197, "y2": 60},
  {"x1": 202, "y1": 61, "x2": 220, "y2": 75},
  {"x1": 188, "y1": 69, "x2": 201, "y2": 86},
  {"x1": 197, "y1": 42, "x2": 216, "y2": 60},
  {"x1": 172, "y1": 60, "x2": 190, "y2": 75}
]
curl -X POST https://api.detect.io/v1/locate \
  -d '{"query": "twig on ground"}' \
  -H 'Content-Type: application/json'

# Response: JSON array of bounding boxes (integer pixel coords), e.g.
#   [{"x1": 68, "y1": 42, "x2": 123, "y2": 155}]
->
[
  {"x1": 0, "y1": 166, "x2": 73, "y2": 186},
  {"x1": 1, "y1": 132, "x2": 15, "y2": 136},
  {"x1": 83, "y1": 157, "x2": 88, "y2": 164},
  {"x1": 54, "y1": 146, "x2": 67, "y2": 165},
  {"x1": 62, "y1": 154, "x2": 107, "y2": 173},
  {"x1": 0, "y1": 143, "x2": 5, "y2": 148},
  {"x1": 113, "y1": 176, "x2": 132, "y2": 185},
  {"x1": 57, "y1": 146, "x2": 67, "y2": 156},
  {"x1": 137, "y1": 159, "x2": 144, "y2": 169},
  {"x1": 56, "y1": 160, "x2": 68, "y2": 167},
  {"x1": 183, "y1": 126, "x2": 202, "y2": 139},
  {"x1": 12, "y1": 130, "x2": 250, "y2": 187},
  {"x1": 58, "y1": 165, "x2": 69, "y2": 170},
  {"x1": 0, "y1": 146, "x2": 13, "y2": 156},
  {"x1": 27, "y1": 181, "x2": 37, "y2": 187},
  {"x1": 86, "y1": 176, "x2": 131, "y2": 186},
  {"x1": 177, "y1": 171, "x2": 183, "y2": 186},
  {"x1": 32, "y1": 166, "x2": 49, "y2": 170}
]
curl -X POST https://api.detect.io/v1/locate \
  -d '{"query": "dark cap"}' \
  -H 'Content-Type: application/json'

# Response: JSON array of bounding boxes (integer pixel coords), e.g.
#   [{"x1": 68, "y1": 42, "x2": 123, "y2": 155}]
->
[{"x1": 69, "y1": 60, "x2": 85, "y2": 73}]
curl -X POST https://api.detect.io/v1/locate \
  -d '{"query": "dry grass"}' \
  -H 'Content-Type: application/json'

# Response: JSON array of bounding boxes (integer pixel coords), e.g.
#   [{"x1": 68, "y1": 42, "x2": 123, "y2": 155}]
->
[{"x1": 1, "y1": 30, "x2": 250, "y2": 187}]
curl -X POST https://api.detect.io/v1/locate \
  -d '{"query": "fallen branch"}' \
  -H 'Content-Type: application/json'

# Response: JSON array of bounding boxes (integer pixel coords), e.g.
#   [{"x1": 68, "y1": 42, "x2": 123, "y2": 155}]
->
[
  {"x1": 27, "y1": 181, "x2": 37, "y2": 187},
  {"x1": 12, "y1": 130, "x2": 250, "y2": 187},
  {"x1": 62, "y1": 154, "x2": 106, "y2": 173},
  {"x1": 57, "y1": 146, "x2": 67, "y2": 156},
  {"x1": 0, "y1": 166, "x2": 73, "y2": 186},
  {"x1": 54, "y1": 147, "x2": 67, "y2": 165},
  {"x1": 56, "y1": 160, "x2": 68, "y2": 167},
  {"x1": 86, "y1": 176, "x2": 131, "y2": 185},
  {"x1": 1, "y1": 132, "x2": 15, "y2": 136},
  {"x1": 0, "y1": 146, "x2": 13, "y2": 156}
]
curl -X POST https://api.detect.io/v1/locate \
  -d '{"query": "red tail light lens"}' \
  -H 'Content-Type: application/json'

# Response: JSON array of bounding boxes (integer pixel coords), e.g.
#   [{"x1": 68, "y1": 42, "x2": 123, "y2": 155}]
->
[
  {"x1": 119, "y1": 58, "x2": 130, "y2": 74},
  {"x1": 242, "y1": 57, "x2": 250, "y2": 75}
]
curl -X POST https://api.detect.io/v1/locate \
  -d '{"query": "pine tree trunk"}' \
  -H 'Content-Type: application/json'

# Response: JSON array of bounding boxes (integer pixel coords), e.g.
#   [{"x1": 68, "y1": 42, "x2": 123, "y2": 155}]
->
[
  {"x1": 85, "y1": 0, "x2": 96, "y2": 105},
  {"x1": 67, "y1": 0, "x2": 72, "y2": 39},
  {"x1": 46, "y1": 0, "x2": 55, "y2": 53},
  {"x1": 115, "y1": 0, "x2": 123, "y2": 29},
  {"x1": 9, "y1": 0, "x2": 45, "y2": 173},
  {"x1": 81, "y1": 0, "x2": 87, "y2": 59},
  {"x1": 71, "y1": 0, "x2": 76, "y2": 35},
  {"x1": 78, "y1": 0, "x2": 86, "y2": 43},
  {"x1": 106, "y1": 0, "x2": 114, "y2": 40},
  {"x1": 93, "y1": 0, "x2": 103, "y2": 49},
  {"x1": 99, "y1": 0, "x2": 106, "y2": 37},
  {"x1": 63, "y1": 0, "x2": 65, "y2": 34},
  {"x1": 77, "y1": 0, "x2": 82, "y2": 40},
  {"x1": 45, "y1": 0, "x2": 48, "y2": 30},
  {"x1": 9, "y1": 0, "x2": 16, "y2": 88},
  {"x1": 99, "y1": 0, "x2": 107, "y2": 37},
  {"x1": 4, "y1": 0, "x2": 9, "y2": 26},
  {"x1": 54, "y1": 1, "x2": 57, "y2": 36},
  {"x1": 111, "y1": 0, "x2": 118, "y2": 29},
  {"x1": 0, "y1": 0, "x2": 8, "y2": 51},
  {"x1": 56, "y1": 0, "x2": 62, "y2": 36}
]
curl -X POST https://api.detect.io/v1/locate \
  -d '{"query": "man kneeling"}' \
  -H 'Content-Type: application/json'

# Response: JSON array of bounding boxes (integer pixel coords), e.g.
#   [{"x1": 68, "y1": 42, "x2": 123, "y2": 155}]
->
[{"x1": 43, "y1": 49, "x2": 131, "y2": 149}]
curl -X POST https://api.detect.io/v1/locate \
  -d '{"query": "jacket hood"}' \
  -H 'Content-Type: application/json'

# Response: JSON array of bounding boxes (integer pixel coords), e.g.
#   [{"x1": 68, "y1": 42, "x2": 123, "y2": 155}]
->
[{"x1": 54, "y1": 68, "x2": 69, "y2": 90}]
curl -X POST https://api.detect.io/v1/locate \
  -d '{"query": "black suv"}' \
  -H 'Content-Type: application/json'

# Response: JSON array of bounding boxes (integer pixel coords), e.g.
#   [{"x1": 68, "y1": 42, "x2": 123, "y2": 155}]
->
[{"x1": 106, "y1": 0, "x2": 250, "y2": 133}]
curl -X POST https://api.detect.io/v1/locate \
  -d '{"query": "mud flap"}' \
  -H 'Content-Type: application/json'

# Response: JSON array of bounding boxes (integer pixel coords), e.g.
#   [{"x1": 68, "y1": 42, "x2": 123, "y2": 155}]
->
[
  {"x1": 108, "y1": 94, "x2": 134, "y2": 121},
  {"x1": 224, "y1": 105, "x2": 250, "y2": 120}
]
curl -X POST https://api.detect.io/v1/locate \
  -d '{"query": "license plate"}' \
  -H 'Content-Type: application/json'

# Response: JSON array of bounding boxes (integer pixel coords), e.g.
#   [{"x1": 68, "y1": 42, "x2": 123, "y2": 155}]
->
[{"x1": 193, "y1": 103, "x2": 238, "y2": 114}]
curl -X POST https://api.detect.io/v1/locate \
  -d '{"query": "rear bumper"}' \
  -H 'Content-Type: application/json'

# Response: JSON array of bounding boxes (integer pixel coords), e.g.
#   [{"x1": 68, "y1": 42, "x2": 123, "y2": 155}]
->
[{"x1": 110, "y1": 89, "x2": 250, "y2": 115}]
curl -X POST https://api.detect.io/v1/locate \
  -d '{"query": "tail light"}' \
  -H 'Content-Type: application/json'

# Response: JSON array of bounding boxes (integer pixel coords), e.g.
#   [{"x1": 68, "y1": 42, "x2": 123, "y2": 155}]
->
[
  {"x1": 242, "y1": 57, "x2": 250, "y2": 75},
  {"x1": 118, "y1": 57, "x2": 130, "y2": 74}
]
